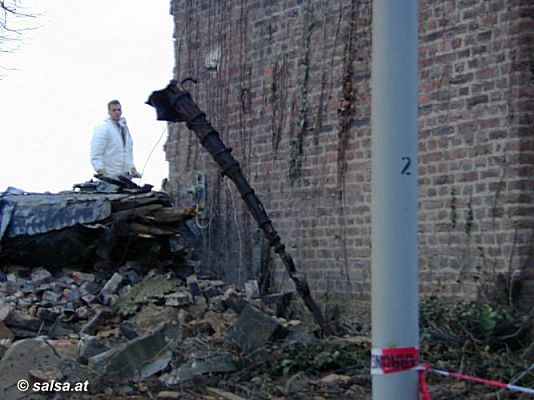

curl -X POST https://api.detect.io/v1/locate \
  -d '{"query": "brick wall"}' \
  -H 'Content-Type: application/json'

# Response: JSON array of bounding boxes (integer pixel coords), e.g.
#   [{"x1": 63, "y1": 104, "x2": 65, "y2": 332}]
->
[
  {"x1": 418, "y1": 0, "x2": 534, "y2": 308},
  {"x1": 166, "y1": 0, "x2": 534, "y2": 313}
]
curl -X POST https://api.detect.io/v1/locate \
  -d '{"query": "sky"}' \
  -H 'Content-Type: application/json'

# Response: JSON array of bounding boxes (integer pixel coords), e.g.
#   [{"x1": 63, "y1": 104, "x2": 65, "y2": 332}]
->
[{"x1": 0, "y1": 1, "x2": 175, "y2": 193}]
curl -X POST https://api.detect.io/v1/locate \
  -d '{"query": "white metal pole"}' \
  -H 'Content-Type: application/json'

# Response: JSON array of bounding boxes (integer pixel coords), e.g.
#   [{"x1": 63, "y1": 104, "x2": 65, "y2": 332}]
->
[{"x1": 371, "y1": 0, "x2": 419, "y2": 399}]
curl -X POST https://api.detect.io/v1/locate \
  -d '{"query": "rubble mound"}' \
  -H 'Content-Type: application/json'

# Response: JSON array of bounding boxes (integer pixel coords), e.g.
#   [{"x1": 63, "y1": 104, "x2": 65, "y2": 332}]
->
[
  {"x1": 0, "y1": 261, "x2": 369, "y2": 400},
  {"x1": 0, "y1": 188, "x2": 369, "y2": 399},
  {"x1": 1, "y1": 189, "x2": 532, "y2": 399}
]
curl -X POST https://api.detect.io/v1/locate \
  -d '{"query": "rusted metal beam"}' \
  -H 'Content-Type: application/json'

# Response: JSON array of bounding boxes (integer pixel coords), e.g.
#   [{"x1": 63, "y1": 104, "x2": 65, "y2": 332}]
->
[{"x1": 147, "y1": 81, "x2": 332, "y2": 335}]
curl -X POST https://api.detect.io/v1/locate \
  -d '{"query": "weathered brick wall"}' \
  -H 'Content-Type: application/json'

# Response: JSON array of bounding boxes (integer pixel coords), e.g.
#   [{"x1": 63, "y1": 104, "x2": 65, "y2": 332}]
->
[
  {"x1": 418, "y1": 0, "x2": 534, "y2": 308},
  {"x1": 166, "y1": 0, "x2": 534, "y2": 313}
]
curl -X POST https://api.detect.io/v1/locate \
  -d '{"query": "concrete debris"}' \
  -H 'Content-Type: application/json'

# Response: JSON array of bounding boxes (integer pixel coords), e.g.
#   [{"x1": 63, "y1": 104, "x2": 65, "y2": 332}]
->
[
  {"x1": 70, "y1": 271, "x2": 96, "y2": 285},
  {"x1": 79, "y1": 309, "x2": 112, "y2": 335},
  {"x1": 93, "y1": 324, "x2": 181, "y2": 383},
  {"x1": 5, "y1": 308, "x2": 53, "y2": 338},
  {"x1": 160, "y1": 352, "x2": 239, "y2": 385},
  {"x1": 186, "y1": 274, "x2": 202, "y2": 299},
  {"x1": 114, "y1": 273, "x2": 182, "y2": 316},
  {"x1": 30, "y1": 267, "x2": 52, "y2": 285},
  {"x1": 244, "y1": 279, "x2": 260, "y2": 299},
  {"x1": 28, "y1": 366, "x2": 65, "y2": 384},
  {"x1": 226, "y1": 303, "x2": 287, "y2": 353},
  {"x1": 130, "y1": 305, "x2": 180, "y2": 337},
  {"x1": 165, "y1": 289, "x2": 193, "y2": 307},
  {"x1": 315, "y1": 373, "x2": 352, "y2": 384},
  {"x1": 262, "y1": 291, "x2": 295, "y2": 318},
  {"x1": 0, "y1": 256, "x2": 314, "y2": 397},
  {"x1": 0, "y1": 339, "x2": 61, "y2": 400},
  {"x1": 0, "y1": 320, "x2": 14, "y2": 339},
  {"x1": 222, "y1": 287, "x2": 250, "y2": 314},
  {"x1": 206, "y1": 387, "x2": 248, "y2": 400},
  {"x1": 156, "y1": 391, "x2": 182, "y2": 400},
  {"x1": 0, "y1": 189, "x2": 369, "y2": 398},
  {"x1": 119, "y1": 321, "x2": 139, "y2": 340},
  {"x1": 77, "y1": 336, "x2": 110, "y2": 364},
  {"x1": 99, "y1": 272, "x2": 123, "y2": 297}
]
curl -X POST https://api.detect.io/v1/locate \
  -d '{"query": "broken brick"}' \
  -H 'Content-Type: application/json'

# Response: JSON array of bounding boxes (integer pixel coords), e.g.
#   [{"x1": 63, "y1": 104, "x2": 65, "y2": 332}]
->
[
  {"x1": 100, "y1": 272, "x2": 123, "y2": 296},
  {"x1": 30, "y1": 268, "x2": 52, "y2": 285},
  {"x1": 28, "y1": 366, "x2": 64, "y2": 384},
  {"x1": 70, "y1": 271, "x2": 96, "y2": 285}
]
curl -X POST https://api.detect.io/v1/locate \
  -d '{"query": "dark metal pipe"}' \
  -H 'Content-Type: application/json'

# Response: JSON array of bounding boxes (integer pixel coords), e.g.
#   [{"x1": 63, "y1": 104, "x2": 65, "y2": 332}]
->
[{"x1": 146, "y1": 80, "x2": 331, "y2": 334}]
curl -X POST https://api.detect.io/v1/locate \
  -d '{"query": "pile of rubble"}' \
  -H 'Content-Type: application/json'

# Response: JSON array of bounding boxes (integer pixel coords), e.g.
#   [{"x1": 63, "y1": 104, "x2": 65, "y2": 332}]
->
[
  {"x1": 2, "y1": 189, "x2": 525, "y2": 399},
  {"x1": 0, "y1": 261, "x2": 371, "y2": 400},
  {"x1": 0, "y1": 188, "x2": 372, "y2": 399}
]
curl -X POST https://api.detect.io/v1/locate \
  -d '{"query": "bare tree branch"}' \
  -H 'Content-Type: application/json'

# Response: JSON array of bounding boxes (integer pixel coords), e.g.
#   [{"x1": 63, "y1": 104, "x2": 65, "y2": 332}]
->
[
  {"x1": 0, "y1": 0, "x2": 40, "y2": 78},
  {"x1": 0, "y1": 0, "x2": 38, "y2": 52}
]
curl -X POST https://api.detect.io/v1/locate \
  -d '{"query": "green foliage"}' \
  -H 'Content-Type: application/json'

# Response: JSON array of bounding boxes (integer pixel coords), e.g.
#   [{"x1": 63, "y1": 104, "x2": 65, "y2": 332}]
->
[
  {"x1": 268, "y1": 340, "x2": 369, "y2": 378},
  {"x1": 114, "y1": 274, "x2": 179, "y2": 316},
  {"x1": 288, "y1": 137, "x2": 304, "y2": 180},
  {"x1": 288, "y1": 5, "x2": 314, "y2": 182},
  {"x1": 420, "y1": 297, "x2": 532, "y2": 394},
  {"x1": 450, "y1": 187, "x2": 457, "y2": 228}
]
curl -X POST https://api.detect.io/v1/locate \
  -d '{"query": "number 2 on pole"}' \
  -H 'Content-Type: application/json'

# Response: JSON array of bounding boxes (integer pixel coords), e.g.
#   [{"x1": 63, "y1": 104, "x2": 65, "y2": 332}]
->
[{"x1": 401, "y1": 157, "x2": 412, "y2": 175}]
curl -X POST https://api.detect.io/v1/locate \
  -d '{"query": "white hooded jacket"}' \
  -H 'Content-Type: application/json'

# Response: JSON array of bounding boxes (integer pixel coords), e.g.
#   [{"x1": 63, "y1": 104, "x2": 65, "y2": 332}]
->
[{"x1": 90, "y1": 117, "x2": 136, "y2": 177}]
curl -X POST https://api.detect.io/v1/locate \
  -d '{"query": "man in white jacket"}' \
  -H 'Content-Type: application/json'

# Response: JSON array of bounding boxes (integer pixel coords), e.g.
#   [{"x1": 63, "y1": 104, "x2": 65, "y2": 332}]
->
[{"x1": 90, "y1": 100, "x2": 141, "y2": 179}]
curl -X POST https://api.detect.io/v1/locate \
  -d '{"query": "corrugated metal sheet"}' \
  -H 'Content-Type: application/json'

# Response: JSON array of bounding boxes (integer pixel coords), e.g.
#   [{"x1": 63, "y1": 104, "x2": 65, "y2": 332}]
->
[{"x1": 0, "y1": 192, "x2": 129, "y2": 239}]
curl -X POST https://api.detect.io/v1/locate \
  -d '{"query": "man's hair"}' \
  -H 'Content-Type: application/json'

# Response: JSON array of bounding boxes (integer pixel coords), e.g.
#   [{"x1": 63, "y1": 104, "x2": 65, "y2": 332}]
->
[{"x1": 107, "y1": 100, "x2": 121, "y2": 110}]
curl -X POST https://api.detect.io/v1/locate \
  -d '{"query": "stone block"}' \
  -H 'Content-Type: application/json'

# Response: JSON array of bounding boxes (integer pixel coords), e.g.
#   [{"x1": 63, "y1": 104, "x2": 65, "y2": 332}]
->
[
  {"x1": 100, "y1": 272, "x2": 123, "y2": 295},
  {"x1": 70, "y1": 271, "x2": 96, "y2": 285},
  {"x1": 77, "y1": 336, "x2": 110, "y2": 364},
  {"x1": 0, "y1": 339, "x2": 61, "y2": 400},
  {"x1": 226, "y1": 304, "x2": 285, "y2": 353},
  {"x1": 262, "y1": 291, "x2": 295, "y2": 318},
  {"x1": 0, "y1": 321, "x2": 14, "y2": 340},
  {"x1": 160, "y1": 352, "x2": 238, "y2": 385},
  {"x1": 244, "y1": 280, "x2": 260, "y2": 299},
  {"x1": 186, "y1": 275, "x2": 202, "y2": 298},
  {"x1": 93, "y1": 324, "x2": 181, "y2": 383},
  {"x1": 30, "y1": 268, "x2": 52, "y2": 285}
]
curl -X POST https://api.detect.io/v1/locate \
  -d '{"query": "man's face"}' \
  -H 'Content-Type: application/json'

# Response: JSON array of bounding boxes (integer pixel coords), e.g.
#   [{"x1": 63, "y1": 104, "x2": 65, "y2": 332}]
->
[{"x1": 108, "y1": 104, "x2": 122, "y2": 121}]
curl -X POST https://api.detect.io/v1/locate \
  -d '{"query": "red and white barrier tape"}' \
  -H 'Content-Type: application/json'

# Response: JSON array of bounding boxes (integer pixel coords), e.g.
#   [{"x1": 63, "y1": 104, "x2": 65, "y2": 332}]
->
[
  {"x1": 370, "y1": 349, "x2": 534, "y2": 398},
  {"x1": 417, "y1": 364, "x2": 534, "y2": 398},
  {"x1": 371, "y1": 347, "x2": 420, "y2": 375}
]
